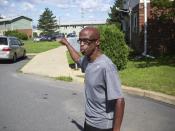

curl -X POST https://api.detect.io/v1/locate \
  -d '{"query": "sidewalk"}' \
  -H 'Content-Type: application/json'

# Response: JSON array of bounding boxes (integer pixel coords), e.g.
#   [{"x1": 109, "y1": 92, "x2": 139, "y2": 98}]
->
[
  {"x1": 21, "y1": 46, "x2": 84, "y2": 83},
  {"x1": 21, "y1": 46, "x2": 175, "y2": 106}
]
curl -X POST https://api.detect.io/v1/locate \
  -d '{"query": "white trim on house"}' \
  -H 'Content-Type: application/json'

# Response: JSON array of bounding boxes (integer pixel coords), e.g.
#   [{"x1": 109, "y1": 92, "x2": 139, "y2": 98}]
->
[
  {"x1": 140, "y1": 0, "x2": 150, "y2": 3},
  {"x1": 123, "y1": 0, "x2": 150, "y2": 9},
  {"x1": 33, "y1": 20, "x2": 106, "y2": 36},
  {"x1": 57, "y1": 20, "x2": 106, "y2": 35},
  {"x1": 0, "y1": 18, "x2": 12, "y2": 22},
  {"x1": 60, "y1": 20, "x2": 106, "y2": 26},
  {"x1": 0, "y1": 16, "x2": 32, "y2": 22}
]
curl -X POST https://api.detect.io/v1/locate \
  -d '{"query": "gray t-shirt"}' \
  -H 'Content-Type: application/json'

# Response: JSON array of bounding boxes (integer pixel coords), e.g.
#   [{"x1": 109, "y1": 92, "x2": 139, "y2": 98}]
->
[{"x1": 78, "y1": 54, "x2": 123, "y2": 129}]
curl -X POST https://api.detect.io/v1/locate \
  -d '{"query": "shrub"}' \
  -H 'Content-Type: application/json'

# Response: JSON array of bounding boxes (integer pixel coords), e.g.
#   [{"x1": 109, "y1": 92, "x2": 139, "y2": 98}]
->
[
  {"x1": 5, "y1": 30, "x2": 28, "y2": 40},
  {"x1": 98, "y1": 24, "x2": 129, "y2": 70},
  {"x1": 33, "y1": 32, "x2": 38, "y2": 38}
]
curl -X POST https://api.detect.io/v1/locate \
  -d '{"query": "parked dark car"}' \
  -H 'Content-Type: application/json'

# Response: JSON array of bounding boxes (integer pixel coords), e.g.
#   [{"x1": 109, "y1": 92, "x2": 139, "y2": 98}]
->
[
  {"x1": 51, "y1": 33, "x2": 65, "y2": 41},
  {"x1": 67, "y1": 33, "x2": 77, "y2": 38},
  {"x1": 33, "y1": 33, "x2": 65, "y2": 42},
  {"x1": 33, "y1": 35, "x2": 52, "y2": 42},
  {"x1": 40, "y1": 35, "x2": 52, "y2": 41}
]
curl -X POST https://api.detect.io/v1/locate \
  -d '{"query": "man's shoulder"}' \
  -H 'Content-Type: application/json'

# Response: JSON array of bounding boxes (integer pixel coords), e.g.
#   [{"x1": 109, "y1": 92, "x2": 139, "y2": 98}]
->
[
  {"x1": 95, "y1": 55, "x2": 115, "y2": 69},
  {"x1": 99, "y1": 55, "x2": 117, "y2": 71},
  {"x1": 98, "y1": 54, "x2": 114, "y2": 65}
]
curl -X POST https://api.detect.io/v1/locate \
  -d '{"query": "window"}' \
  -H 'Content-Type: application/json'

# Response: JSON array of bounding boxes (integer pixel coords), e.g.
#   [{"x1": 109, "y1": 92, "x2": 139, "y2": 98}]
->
[
  {"x1": 9, "y1": 38, "x2": 18, "y2": 46},
  {"x1": 15, "y1": 40, "x2": 21, "y2": 46},
  {"x1": 133, "y1": 13, "x2": 138, "y2": 33},
  {"x1": 9, "y1": 39, "x2": 13, "y2": 45},
  {"x1": 123, "y1": 0, "x2": 127, "y2": 4},
  {"x1": 0, "y1": 38, "x2": 8, "y2": 45}
]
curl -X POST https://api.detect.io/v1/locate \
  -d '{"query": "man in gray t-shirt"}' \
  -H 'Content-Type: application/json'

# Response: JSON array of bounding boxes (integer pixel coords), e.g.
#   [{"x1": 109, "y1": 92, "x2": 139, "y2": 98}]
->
[{"x1": 58, "y1": 27, "x2": 125, "y2": 131}]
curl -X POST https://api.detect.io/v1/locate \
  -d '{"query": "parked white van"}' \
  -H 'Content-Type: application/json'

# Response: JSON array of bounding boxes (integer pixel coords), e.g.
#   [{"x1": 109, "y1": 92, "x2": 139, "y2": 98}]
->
[{"x1": 0, "y1": 36, "x2": 26, "y2": 63}]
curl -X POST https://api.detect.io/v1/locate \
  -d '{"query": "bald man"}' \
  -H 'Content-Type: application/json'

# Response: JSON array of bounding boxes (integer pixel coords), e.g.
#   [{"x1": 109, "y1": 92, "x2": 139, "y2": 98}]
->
[{"x1": 58, "y1": 27, "x2": 125, "y2": 131}]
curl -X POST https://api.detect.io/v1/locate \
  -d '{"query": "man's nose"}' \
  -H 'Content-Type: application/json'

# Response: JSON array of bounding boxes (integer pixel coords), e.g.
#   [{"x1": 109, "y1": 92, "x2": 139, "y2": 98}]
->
[{"x1": 80, "y1": 41, "x2": 85, "y2": 46}]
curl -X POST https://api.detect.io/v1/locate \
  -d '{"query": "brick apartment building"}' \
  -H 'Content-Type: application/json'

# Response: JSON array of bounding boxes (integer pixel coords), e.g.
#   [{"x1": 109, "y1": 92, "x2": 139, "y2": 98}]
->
[
  {"x1": 121, "y1": 0, "x2": 175, "y2": 55},
  {"x1": 121, "y1": 0, "x2": 151, "y2": 54}
]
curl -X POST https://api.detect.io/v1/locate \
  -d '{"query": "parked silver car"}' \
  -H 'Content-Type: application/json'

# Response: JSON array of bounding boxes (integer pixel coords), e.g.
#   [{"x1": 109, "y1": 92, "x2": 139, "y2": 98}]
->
[{"x1": 0, "y1": 36, "x2": 26, "y2": 62}]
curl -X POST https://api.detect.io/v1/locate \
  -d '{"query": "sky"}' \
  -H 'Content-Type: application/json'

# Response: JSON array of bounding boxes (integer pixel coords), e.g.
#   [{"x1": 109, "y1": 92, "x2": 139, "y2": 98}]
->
[{"x1": 0, "y1": 0, "x2": 115, "y2": 26}]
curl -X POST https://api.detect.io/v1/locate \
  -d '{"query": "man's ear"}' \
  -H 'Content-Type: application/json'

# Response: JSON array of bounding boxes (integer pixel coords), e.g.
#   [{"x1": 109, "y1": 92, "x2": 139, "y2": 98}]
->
[{"x1": 96, "y1": 40, "x2": 100, "y2": 46}]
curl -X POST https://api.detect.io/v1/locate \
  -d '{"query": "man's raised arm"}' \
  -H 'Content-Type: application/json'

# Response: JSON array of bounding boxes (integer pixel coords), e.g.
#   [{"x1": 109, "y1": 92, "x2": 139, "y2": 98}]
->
[{"x1": 57, "y1": 38, "x2": 81, "y2": 63}]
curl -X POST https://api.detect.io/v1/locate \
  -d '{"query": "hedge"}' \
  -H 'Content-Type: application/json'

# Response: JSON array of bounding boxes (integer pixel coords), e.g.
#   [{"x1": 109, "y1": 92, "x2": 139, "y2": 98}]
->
[
  {"x1": 5, "y1": 30, "x2": 28, "y2": 40},
  {"x1": 98, "y1": 24, "x2": 129, "y2": 70}
]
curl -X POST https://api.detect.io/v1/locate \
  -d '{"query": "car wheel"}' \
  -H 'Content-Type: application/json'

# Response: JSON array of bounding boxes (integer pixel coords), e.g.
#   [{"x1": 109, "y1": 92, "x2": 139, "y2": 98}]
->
[
  {"x1": 23, "y1": 50, "x2": 26, "y2": 58},
  {"x1": 12, "y1": 53, "x2": 17, "y2": 63}
]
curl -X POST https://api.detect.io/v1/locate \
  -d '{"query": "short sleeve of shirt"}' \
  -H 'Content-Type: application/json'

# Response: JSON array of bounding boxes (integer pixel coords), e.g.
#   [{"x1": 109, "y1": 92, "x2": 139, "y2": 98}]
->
[
  {"x1": 104, "y1": 63, "x2": 123, "y2": 100},
  {"x1": 77, "y1": 56, "x2": 84, "y2": 66},
  {"x1": 77, "y1": 56, "x2": 89, "y2": 73}
]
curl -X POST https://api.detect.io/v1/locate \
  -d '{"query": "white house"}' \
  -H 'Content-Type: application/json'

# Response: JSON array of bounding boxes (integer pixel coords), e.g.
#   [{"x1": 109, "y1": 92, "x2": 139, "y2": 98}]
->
[
  {"x1": 57, "y1": 20, "x2": 106, "y2": 35},
  {"x1": 0, "y1": 16, "x2": 33, "y2": 38}
]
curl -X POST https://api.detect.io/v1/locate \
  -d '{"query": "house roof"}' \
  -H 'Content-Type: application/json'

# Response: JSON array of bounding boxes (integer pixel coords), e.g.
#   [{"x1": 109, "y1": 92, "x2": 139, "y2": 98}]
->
[
  {"x1": 59, "y1": 20, "x2": 106, "y2": 26},
  {"x1": 0, "y1": 16, "x2": 32, "y2": 23}
]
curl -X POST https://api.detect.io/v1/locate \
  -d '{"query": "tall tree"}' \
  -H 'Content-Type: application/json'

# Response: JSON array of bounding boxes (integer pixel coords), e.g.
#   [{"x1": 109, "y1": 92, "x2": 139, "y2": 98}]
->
[
  {"x1": 151, "y1": 0, "x2": 175, "y2": 21},
  {"x1": 37, "y1": 8, "x2": 58, "y2": 34},
  {"x1": 107, "y1": 0, "x2": 123, "y2": 25}
]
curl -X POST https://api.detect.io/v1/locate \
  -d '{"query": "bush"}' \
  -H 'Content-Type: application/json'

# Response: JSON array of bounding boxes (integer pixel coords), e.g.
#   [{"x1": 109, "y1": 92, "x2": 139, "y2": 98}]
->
[
  {"x1": 98, "y1": 25, "x2": 129, "y2": 70},
  {"x1": 5, "y1": 30, "x2": 28, "y2": 40},
  {"x1": 33, "y1": 32, "x2": 38, "y2": 38}
]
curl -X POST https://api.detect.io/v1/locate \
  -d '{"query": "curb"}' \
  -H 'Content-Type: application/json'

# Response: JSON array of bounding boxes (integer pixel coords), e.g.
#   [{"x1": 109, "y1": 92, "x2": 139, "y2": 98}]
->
[
  {"x1": 24, "y1": 52, "x2": 175, "y2": 106},
  {"x1": 26, "y1": 53, "x2": 38, "y2": 56},
  {"x1": 122, "y1": 86, "x2": 175, "y2": 106}
]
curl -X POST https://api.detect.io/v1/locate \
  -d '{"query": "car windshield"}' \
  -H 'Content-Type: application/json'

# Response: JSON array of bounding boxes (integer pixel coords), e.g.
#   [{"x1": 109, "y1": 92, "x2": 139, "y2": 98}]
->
[{"x1": 0, "y1": 38, "x2": 8, "y2": 45}]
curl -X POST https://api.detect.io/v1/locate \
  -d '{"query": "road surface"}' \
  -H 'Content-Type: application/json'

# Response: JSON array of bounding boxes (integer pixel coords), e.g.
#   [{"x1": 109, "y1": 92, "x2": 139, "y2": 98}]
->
[{"x1": 0, "y1": 58, "x2": 175, "y2": 131}]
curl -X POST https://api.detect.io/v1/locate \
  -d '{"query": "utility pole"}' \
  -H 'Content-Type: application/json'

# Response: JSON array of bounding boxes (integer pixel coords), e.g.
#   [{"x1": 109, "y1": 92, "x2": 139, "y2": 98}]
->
[
  {"x1": 116, "y1": 0, "x2": 132, "y2": 47},
  {"x1": 116, "y1": 7, "x2": 132, "y2": 47},
  {"x1": 128, "y1": 7, "x2": 132, "y2": 47},
  {"x1": 143, "y1": 0, "x2": 147, "y2": 56},
  {"x1": 81, "y1": 8, "x2": 84, "y2": 21}
]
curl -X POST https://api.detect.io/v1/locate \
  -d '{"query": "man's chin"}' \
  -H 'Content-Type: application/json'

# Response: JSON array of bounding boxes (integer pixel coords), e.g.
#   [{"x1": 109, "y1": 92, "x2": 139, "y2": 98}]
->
[{"x1": 81, "y1": 51, "x2": 85, "y2": 55}]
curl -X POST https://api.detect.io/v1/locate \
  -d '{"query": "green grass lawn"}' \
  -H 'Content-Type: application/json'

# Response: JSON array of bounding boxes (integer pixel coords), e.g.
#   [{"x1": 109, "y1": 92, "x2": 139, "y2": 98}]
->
[
  {"x1": 66, "y1": 51, "x2": 83, "y2": 65},
  {"x1": 119, "y1": 59, "x2": 175, "y2": 96},
  {"x1": 55, "y1": 76, "x2": 73, "y2": 82},
  {"x1": 66, "y1": 51, "x2": 75, "y2": 65},
  {"x1": 66, "y1": 52, "x2": 175, "y2": 96},
  {"x1": 23, "y1": 40, "x2": 60, "y2": 53},
  {"x1": 30, "y1": 43, "x2": 174, "y2": 96}
]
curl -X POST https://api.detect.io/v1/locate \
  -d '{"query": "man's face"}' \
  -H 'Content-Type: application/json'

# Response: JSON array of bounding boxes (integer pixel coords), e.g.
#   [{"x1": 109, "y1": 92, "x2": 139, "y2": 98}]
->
[{"x1": 78, "y1": 30, "x2": 98, "y2": 56}]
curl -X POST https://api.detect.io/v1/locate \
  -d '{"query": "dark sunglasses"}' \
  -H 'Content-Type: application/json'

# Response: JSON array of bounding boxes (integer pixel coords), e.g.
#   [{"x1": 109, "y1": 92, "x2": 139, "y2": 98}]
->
[{"x1": 77, "y1": 39, "x2": 97, "y2": 45}]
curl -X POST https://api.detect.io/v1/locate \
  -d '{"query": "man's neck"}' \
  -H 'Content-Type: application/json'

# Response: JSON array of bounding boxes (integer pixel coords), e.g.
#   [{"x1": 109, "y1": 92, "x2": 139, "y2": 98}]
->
[{"x1": 89, "y1": 49, "x2": 102, "y2": 62}]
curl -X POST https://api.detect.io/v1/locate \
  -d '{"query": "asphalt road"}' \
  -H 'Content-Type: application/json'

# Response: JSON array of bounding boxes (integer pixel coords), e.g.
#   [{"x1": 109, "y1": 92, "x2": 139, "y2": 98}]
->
[{"x1": 0, "y1": 58, "x2": 175, "y2": 131}]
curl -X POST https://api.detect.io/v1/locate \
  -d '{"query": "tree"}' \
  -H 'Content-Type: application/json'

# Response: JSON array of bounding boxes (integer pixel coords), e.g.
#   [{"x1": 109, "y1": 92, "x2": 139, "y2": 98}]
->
[
  {"x1": 37, "y1": 8, "x2": 58, "y2": 35},
  {"x1": 107, "y1": 0, "x2": 123, "y2": 26},
  {"x1": 151, "y1": 0, "x2": 175, "y2": 21},
  {"x1": 146, "y1": 0, "x2": 175, "y2": 56}
]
